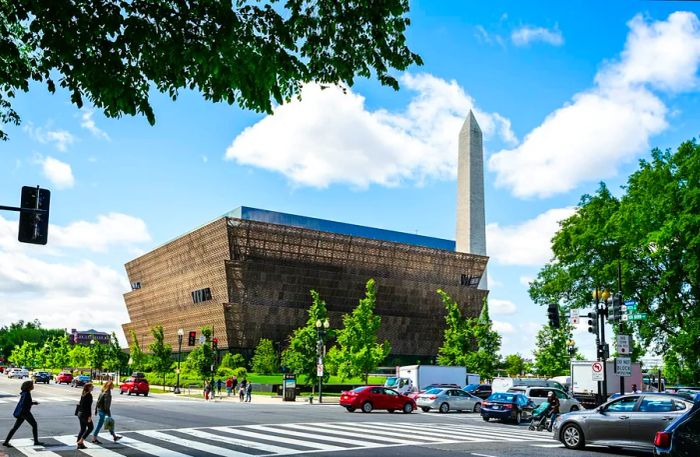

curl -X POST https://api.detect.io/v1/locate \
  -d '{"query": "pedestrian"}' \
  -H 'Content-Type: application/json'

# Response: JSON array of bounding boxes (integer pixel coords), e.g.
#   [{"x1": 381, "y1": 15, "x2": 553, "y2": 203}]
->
[
  {"x1": 245, "y1": 381, "x2": 252, "y2": 402},
  {"x1": 546, "y1": 391, "x2": 560, "y2": 432},
  {"x1": 631, "y1": 383, "x2": 641, "y2": 394},
  {"x1": 226, "y1": 377, "x2": 233, "y2": 397},
  {"x1": 217, "y1": 379, "x2": 223, "y2": 395},
  {"x1": 203, "y1": 380, "x2": 211, "y2": 401},
  {"x1": 232, "y1": 376, "x2": 238, "y2": 392},
  {"x1": 91, "y1": 381, "x2": 122, "y2": 444},
  {"x1": 3, "y1": 380, "x2": 44, "y2": 448},
  {"x1": 76, "y1": 383, "x2": 95, "y2": 450},
  {"x1": 239, "y1": 379, "x2": 246, "y2": 402}
]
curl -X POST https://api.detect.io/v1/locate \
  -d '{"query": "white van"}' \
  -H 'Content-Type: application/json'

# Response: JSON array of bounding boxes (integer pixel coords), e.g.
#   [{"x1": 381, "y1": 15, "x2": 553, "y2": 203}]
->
[
  {"x1": 7, "y1": 368, "x2": 29, "y2": 379},
  {"x1": 491, "y1": 377, "x2": 566, "y2": 393}
]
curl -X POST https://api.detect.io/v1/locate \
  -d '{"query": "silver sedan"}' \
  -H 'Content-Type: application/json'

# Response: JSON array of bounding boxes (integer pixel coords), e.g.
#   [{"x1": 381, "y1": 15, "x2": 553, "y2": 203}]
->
[
  {"x1": 553, "y1": 393, "x2": 694, "y2": 451},
  {"x1": 416, "y1": 388, "x2": 482, "y2": 413}
]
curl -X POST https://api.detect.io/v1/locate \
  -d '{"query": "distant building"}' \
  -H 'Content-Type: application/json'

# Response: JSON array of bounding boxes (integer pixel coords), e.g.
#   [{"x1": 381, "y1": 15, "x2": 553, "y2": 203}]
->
[{"x1": 71, "y1": 329, "x2": 110, "y2": 345}]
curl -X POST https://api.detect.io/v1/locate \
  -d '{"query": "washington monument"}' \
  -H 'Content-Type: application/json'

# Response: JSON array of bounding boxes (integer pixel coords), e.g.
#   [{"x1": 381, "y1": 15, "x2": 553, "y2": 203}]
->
[{"x1": 456, "y1": 110, "x2": 487, "y2": 288}]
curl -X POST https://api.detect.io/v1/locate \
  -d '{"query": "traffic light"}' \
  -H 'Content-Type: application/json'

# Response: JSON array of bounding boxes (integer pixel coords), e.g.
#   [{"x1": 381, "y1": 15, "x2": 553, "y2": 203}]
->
[
  {"x1": 212, "y1": 337, "x2": 218, "y2": 350},
  {"x1": 587, "y1": 312, "x2": 598, "y2": 335},
  {"x1": 188, "y1": 331, "x2": 196, "y2": 346},
  {"x1": 18, "y1": 186, "x2": 50, "y2": 245},
  {"x1": 610, "y1": 293, "x2": 622, "y2": 322},
  {"x1": 547, "y1": 303, "x2": 560, "y2": 329}
]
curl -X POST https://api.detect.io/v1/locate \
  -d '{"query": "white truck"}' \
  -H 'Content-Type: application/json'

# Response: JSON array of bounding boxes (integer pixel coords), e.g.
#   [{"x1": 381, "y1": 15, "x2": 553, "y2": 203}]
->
[
  {"x1": 571, "y1": 360, "x2": 643, "y2": 408},
  {"x1": 384, "y1": 365, "x2": 475, "y2": 395}
]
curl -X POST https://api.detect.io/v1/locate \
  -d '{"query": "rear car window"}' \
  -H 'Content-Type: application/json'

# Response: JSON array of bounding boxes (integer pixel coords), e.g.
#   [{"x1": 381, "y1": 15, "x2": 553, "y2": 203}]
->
[
  {"x1": 352, "y1": 387, "x2": 366, "y2": 393},
  {"x1": 639, "y1": 397, "x2": 674, "y2": 413},
  {"x1": 607, "y1": 397, "x2": 638, "y2": 412},
  {"x1": 489, "y1": 393, "x2": 516, "y2": 402},
  {"x1": 426, "y1": 388, "x2": 443, "y2": 394}
]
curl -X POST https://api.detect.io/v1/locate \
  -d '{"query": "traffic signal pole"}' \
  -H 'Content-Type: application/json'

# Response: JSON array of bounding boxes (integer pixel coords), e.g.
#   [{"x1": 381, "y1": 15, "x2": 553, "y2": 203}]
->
[{"x1": 617, "y1": 260, "x2": 625, "y2": 396}]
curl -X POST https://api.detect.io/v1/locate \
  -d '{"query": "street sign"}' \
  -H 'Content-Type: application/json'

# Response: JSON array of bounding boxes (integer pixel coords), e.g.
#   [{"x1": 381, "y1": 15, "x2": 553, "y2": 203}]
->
[
  {"x1": 615, "y1": 357, "x2": 632, "y2": 377},
  {"x1": 617, "y1": 335, "x2": 631, "y2": 355},
  {"x1": 317, "y1": 363, "x2": 324, "y2": 377},
  {"x1": 569, "y1": 309, "x2": 579, "y2": 325},
  {"x1": 624, "y1": 300, "x2": 637, "y2": 307},
  {"x1": 592, "y1": 361, "x2": 605, "y2": 381},
  {"x1": 628, "y1": 313, "x2": 648, "y2": 321},
  {"x1": 199, "y1": 335, "x2": 206, "y2": 344},
  {"x1": 621, "y1": 314, "x2": 629, "y2": 321}
]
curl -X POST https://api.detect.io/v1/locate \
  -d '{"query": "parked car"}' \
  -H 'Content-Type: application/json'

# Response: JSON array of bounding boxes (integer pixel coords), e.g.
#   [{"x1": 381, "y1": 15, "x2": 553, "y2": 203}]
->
[
  {"x1": 481, "y1": 392, "x2": 535, "y2": 424},
  {"x1": 7, "y1": 368, "x2": 29, "y2": 379},
  {"x1": 608, "y1": 391, "x2": 698, "y2": 403},
  {"x1": 463, "y1": 384, "x2": 492, "y2": 399},
  {"x1": 55, "y1": 371, "x2": 73, "y2": 384},
  {"x1": 654, "y1": 394, "x2": 700, "y2": 456},
  {"x1": 553, "y1": 393, "x2": 694, "y2": 451},
  {"x1": 340, "y1": 386, "x2": 415, "y2": 414},
  {"x1": 407, "y1": 383, "x2": 461, "y2": 400},
  {"x1": 508, "y1": 386, "x2": 582, "y2": 412},
  {"x1": 120, "y1": 375, "x2": 150, "y2": 396},
  {"x1": 31, "y1": 371, "x2": 51, "y2": 384},
  {"x1": 71, "y1": 375, "x2": 91, "y2": 387},
  {"x1": 416, "y1": 387, "x2": 482, "y2": 413}
]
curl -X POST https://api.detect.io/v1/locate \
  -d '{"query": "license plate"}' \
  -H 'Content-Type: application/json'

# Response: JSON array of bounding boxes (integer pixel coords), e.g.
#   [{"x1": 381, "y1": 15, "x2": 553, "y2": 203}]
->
[{"x1": 493, "y1": 405, "x2": 501, "y2": 409}]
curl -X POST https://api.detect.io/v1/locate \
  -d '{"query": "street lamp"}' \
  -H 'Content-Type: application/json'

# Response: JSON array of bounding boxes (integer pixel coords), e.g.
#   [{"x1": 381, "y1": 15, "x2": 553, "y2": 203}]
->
[
  {"x1": 315, "y1": 318, "x2": 330, "y2": 404},
  {"x1": 89, "y1": 339, "x2": 95, "y2": 380},
  {"x1": 174, "y1": 329, "x2": 184, "y2": 394}
]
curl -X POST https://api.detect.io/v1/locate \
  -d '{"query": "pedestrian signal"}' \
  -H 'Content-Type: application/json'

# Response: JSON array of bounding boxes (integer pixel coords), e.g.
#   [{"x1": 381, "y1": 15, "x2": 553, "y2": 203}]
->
[
  {"x1": 587, "y1": 312, "x2": 598, "y2": 335},
  {"x1": 212, "y1": 337, "x2": 218, "y2": 350},
  {"x1": 610, "y1": 293, "x2": 622, "y2": 322},
  {"x1": 188, "y1": 331, "x2": 196, "y2": 346}
]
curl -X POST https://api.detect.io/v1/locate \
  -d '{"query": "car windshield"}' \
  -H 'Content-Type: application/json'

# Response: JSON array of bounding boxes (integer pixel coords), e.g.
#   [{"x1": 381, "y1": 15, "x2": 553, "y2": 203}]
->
[
  {"x1": 385, "y1": 377, "x2": 399, "y2": 387},
  {"x1": 352, "y1": 387, "x2": 367, "y2": 393},
  {"x1": 463, "y1": 384, "x2": 479, "y2": 391},
  {"x1": 425, "y1": 388, "x2": 443, "y2": 394},
  {"x1": 489, "y1": 393, "x2": 516, "y2": 402}
]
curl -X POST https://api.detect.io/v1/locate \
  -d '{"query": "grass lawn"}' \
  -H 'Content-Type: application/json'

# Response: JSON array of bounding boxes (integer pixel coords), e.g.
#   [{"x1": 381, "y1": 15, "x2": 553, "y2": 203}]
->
[{"x1": 245, "y1": 374, "x2": 386, "y2": 385}]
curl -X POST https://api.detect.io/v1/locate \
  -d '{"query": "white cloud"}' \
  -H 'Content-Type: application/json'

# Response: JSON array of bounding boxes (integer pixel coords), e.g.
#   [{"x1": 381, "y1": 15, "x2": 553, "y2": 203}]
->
[
  {"x1": 0, "y1": 214, "x2": 151, "y2": 344},
  {"x1": 490, "y1": 299, "x2": 517, "y2": 315},
  {"x1": 23, "y1": 123, "x2": 76, "y2": 151},
  {"x1": 490, "y1": 12, "x2": 700, "y2": 198},
  {"x1": 511, "y1": 25, "x2": 564, "y2": 46},
  {"x1": 80, "y1": 110, "x2": 110, "y2": 140},
  {"x1": 487, "y1": 207, "x2": 576, "y2": 266},
  {"x1": 475, "y1": 25, "x2": 506, "y2": 47},
  {"x1": 40, "y1": 156, "x2": 75, "y2": 189},
  {"x1": 493, "y1": 320, "x2": 515, "y2": 334},
  {"x1": 51, "y1": 213, "x2": 151, "y2": 252},
  {"x1": 519, "y1": 275, "x2": 534, "y2": 287},
  {"x1": 225, "y1": 73, "x2": 516, "y2": 188}
]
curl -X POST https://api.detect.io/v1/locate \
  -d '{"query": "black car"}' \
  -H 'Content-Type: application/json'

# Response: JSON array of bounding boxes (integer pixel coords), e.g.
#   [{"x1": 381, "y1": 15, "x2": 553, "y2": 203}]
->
[
  {"x1": 464, "y1": 383, "x2": 492, "y2": 399},
  {"x1": 654, "y1": 394, "x2": 700, "y2": 456},
  {"x1": 31, "y1": 371, "x2": 51, "y2": 384},
  {"x1": 481, "y1": 392, "x2": 535, "y2": 425}
]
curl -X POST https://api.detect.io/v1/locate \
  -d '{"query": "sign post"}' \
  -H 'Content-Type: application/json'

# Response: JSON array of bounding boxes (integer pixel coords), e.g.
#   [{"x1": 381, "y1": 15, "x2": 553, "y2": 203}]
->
[
  {"x1": 569, "y1": 308, "x2": 579, "y2": 325},
  {"x1": 592, "y1": 361, "x2": 605, "y2": 381}
]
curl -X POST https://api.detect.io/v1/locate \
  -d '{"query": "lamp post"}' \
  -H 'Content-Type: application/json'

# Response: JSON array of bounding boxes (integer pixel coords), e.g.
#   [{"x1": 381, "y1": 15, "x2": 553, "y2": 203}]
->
[
  {"x1": 89, "y1": 338, "x2": 95, "y2": 380},
  {"x1": 174, "y1": 329, "x2": 184, "y2": 394},
  {"x1": 315, "y1": 318, "x2": 329, "y2": 404},
  {"x1": 592, "y1": 289, "x2": 610, "y2": 403}
]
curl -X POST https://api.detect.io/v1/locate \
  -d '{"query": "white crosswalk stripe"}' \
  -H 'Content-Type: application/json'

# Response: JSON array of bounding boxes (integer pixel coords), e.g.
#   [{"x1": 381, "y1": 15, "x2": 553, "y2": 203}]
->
[{"x1": 7, "y1": 421, "x2": 556, "y2": 456}]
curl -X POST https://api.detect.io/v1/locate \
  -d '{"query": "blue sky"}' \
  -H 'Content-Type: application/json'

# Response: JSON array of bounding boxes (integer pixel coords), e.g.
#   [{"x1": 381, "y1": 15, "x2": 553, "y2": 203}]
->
[{"x1": 2, "y1": 1, "x2": 700, "y2": 361}]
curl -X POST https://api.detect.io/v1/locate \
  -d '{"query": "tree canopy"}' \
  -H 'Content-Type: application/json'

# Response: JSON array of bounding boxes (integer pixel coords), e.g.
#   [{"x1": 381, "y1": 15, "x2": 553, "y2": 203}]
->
[
  {"x1": 0, "y1": 0, "x2": 422, "y2": 140},
  {"x1": 529, "y1": 140, "x2": 700, "y2": 383}
]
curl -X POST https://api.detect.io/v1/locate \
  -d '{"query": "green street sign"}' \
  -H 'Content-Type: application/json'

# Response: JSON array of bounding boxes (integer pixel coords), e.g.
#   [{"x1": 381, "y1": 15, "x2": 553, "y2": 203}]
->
[
  {"x1": 622, "y1": 304, "x2": 637, "y2": 312},
  {"x1": 629, "y1": 313, "x2": 648, "y2": 321}
]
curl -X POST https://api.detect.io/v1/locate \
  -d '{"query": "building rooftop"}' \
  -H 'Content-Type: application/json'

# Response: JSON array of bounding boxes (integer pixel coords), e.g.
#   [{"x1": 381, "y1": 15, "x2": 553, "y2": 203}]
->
[{"x1": 224, "y1": 207, "x2": 456, "y2": 251}]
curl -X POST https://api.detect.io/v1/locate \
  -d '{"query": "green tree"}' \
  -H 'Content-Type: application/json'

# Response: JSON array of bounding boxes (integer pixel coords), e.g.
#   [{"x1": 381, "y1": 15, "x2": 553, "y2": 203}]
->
[
  {"x1": 89, "y1": 340, "x2": 108, "y2": 373},
  {"x1": 251, "y1": 339, "x2": 278, "y2": 375},
  {"x1": 128, "y1": 330, "x2": 148, "y2": 372},
  {"x1": 45, "y1": 335, "x2": 71, "y2": 369},
  {"x1": 0, "y1": 320, "x2": 66, "y2": 360},
  {"x1": 103, "y1": 333, "x2": 129, "y2": 373},
  {"x1": 9, "y1": 341, "x2": 38, "y2": 368},
  {"x1": 471, "y1": 299, "x2": 502, "y2": 380},
  {"x1": 148, "y1": 325, "x2": 173, "y2": 388},
  {"x1": 282, "y1": 290, "x2": 331, "y2": 386},
  {"x1": 504, "y1": 354, "x2": 528, "y2": 377},
  {"x1": 0, "y1": 0, "x2": 422, "y2": 141},
  {"x1": 69, "y1": 344, "x2": 91, "y2": 369},
  {"x1": 532, "y1": 320, "x2": 578, "y2": 378},
  {"x1": 220, "y1": 352, "x2": 246, "y2": 370},
  {"x1": 529, "y1": 140, "x2": 700, "y2": 381},
  {"x1": 183, "y1": 327, "x2": 214, "y2": 380},
  {"x1": 327, "y1": 279, "x2": 390, "y2": 383}
]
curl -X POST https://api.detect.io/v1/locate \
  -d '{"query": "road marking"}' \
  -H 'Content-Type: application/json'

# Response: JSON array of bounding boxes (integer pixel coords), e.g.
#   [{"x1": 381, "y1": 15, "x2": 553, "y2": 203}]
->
[
  {"x1": 7, "y1": 439, "x2": 62, "y2": 456},
  {"x1": 118, "y1": 435, "x2": 193, "y2": 457},
  {"x1": 177, "y1": 428, "x2": 296, "y2": 454},
  {"x1": 53, "y1": 435, "x2": 125, "y2": 456},
  {"x1": 531, "y1": 443, "x2": 564, "y2": 447},
  {"x1": 273, "y1": 422, "x2": 424, "y2": 444},
  {"x1": 471, "y1": 453, "x2": 498, "y2": 457},
  {"x1": 211, "y1": 425, "x2": 347, "y2": 451},
  {"x1": 138, "y1": 430, "x2": 254, "y2": 457},
  {"x1": 318, "y1": 422, "x2": 449, "y2": 442},
  {"x1": 247, "y1": 423, "x2": 385, "y2": 447}
]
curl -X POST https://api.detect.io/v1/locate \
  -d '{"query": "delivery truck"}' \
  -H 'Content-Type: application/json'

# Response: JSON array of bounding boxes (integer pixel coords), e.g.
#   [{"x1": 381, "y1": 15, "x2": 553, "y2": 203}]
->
[
  {"x1": 571, "y1": 360, "x2": 643, "y2": 408},
  {"x1": 384, "y1": 365, "x2": 476, "y2": 394}
]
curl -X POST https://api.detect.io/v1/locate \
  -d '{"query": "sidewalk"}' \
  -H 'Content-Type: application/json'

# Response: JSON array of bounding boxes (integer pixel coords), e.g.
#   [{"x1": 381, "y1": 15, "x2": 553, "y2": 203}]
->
[{"x1": 160, "y1": 391, "x2": 340, "y2": 405}]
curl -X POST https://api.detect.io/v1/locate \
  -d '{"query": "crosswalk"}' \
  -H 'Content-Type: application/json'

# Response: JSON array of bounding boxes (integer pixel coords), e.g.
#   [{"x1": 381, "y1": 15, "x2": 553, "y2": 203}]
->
[
  {"x1": 0, "y1": 396, "x2": 73, "y2": 404},
  {"x1": 6, "y1": 421, "x2": 557, "y2": 456}
]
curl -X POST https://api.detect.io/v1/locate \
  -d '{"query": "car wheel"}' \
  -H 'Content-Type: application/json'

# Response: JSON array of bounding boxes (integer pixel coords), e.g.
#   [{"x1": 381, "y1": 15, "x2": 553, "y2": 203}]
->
[
  {"x1": 120, "y1": 390, "x2": 124, "y2": 395},
  {"x1": 514, "y1": 411, "x2": 522, "y2": 425},
  {"x1": 421, "y1": 407, "x2": 430, "y2": 412},
  {"x1": 570, "y1": 405, "x2": 579, "y2": 412},
  {"x1": 388, "y1": 409, "x2": 395, "y2": 414},
  {"x1": 144, "y1": 392, "x2": 148, "y2": 397},
  {"x1": 361, "y1": 401, "x2": 373, "y2": 413},
  {"x1": 561, "y1": 423, "x2": 585, "y2": 450},
  {"x1": 473, "y1": 403, "x2": 481, "y2": 413},
  {"x1": 482, "y1": 416, "x2": 490, "y2": 422},
  {"x1": 439, "y1": 403, "x2": 450, "y2": 414},
  {"x1": 402, "y1": 403, "x2": 413, "y2": 414},
  {"x1": 127, "y1": 390, "x2": 132, "y2": 396},
  {"x1": 345, "y1": 407, "x2": 355, "y2": 412}
]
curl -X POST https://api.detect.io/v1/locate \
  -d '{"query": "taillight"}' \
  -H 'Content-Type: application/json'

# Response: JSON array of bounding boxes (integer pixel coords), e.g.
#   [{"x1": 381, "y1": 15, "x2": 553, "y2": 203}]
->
[
  {"x1": 482, "y1": 401, "x2": 490, "y2": 406},
  {"x1": 504, "y1": 404, "x2": 513, "y2": 409},
  {"x1": 654, "y1": 431, "x2": 671, "y2": 448},
  {"x1": 428, "y1": 395, "x2": 437, "y2": 400}
]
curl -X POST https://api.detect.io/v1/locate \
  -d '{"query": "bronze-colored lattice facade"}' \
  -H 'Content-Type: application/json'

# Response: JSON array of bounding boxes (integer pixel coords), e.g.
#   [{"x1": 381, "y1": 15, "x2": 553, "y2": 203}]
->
[{"x1": 122, "y1": 217, "x2": 488, "y2": 357}]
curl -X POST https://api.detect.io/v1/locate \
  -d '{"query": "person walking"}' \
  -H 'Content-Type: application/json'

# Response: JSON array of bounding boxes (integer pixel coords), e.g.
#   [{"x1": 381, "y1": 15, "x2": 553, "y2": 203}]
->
[
  {"x1": 232, "y1": 376, "x2": 238, "y2": 393},
  {"x1": 91, "y1": 381, "x2": 122, "y2": 444},
  {"x1": 546, "y1": 391, "x2": 560, "y2": 432},
  {"x1": 3, "y1": 380, "x2": 44, "y2": 448},
  {"x1": 226, "y1": 377, "x2": 233, "y2": 397},
  {"x1": 245, "y1": 381, "x2": 252, "y2": 402},
  {"x1": 239, "y1": 379, "x2": 246, "y2": 402},
  {"x1": 76, "y1": 383, "x2": 95, "y2": 450},
  {"x1": 217, "y1": 379, "x2": 223, "y2": 395},
  {"x1": 203, "y1": 380, "x2": 211, "y2": 401}
]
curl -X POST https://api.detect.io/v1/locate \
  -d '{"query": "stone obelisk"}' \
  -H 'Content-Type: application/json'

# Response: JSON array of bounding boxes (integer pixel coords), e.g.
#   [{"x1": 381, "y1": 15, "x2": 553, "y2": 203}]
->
[{"x1": 456, "y1": 110, "x2": 487, "y2": 288}]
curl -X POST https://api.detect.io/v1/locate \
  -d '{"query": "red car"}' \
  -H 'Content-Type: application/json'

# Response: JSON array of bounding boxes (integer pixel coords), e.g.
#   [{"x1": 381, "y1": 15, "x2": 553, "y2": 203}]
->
[
  {"x1": 340, "y1": 386, "x2": 415, "y2": 413},
  {"x1": 120, "y1": 376, "x2": 149, "y2": 396},
  {"x1": 55, "y1": 372, "x2": 73, "y2": 385}
]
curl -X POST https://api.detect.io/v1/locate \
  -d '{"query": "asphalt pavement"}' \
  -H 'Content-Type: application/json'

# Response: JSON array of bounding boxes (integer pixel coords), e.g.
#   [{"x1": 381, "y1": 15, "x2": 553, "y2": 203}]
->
[{"x1": 0, "y1": 376, "x2": 650, "y2": 457}]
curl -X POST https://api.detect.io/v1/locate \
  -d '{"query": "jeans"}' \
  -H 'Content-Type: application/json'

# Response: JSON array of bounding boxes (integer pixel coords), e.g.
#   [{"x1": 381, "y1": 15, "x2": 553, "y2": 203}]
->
[
  {"x1": 5, "y1": 412, "x2": 38, "y2": 443},
  {"x1": 93, "y1": 410, "x2": 116, "y2": 438},
  {"x1": 77, "y1": 414, "x2": 94, "y2": 442}
]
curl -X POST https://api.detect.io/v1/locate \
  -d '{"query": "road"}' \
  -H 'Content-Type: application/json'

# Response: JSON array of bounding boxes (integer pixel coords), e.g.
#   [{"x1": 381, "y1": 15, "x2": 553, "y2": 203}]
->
[{"x1": 0, "y1": 376, "x2": 649, "y2": 457}]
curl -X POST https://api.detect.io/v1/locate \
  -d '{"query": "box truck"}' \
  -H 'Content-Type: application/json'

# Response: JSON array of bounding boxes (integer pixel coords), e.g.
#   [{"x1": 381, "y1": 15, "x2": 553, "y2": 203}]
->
[
  {"x1": 570, "y1": 360, "x2": 643, "y2": 408},
  {"x1": 384, "y1": 365, "x2": 473, "y2": 394}
]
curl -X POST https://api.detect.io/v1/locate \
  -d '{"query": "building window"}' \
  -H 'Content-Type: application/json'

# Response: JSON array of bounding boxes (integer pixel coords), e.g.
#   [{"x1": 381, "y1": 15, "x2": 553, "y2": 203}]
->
[
  {"x1": 460, "y1": 274, "x2": 481, "y2": 288},
  {"x1": 131, "y1": 282, "x2": 141, "y2": 290},
  {"x1": 192, "y1": 287, "x2": 213, "y2": 304}
]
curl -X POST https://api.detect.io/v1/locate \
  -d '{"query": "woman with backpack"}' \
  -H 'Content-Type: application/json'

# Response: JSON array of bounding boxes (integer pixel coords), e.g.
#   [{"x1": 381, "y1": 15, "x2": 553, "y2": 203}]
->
[
  {"x1": 91, "y1": 381, "x2": 122, "y2": 444},
  {"x1": 3, "y1": 380, "x2": 44, "y2": 448},
  {"x1": 76, "y1": 383, "x2": 95, "y2": 449}
]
